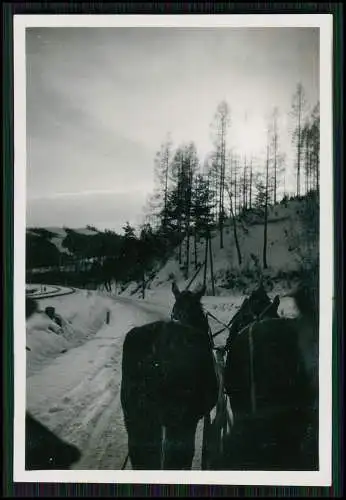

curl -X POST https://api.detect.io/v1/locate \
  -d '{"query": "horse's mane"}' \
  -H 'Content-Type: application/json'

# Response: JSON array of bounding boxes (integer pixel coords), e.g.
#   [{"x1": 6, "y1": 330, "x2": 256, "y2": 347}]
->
[{"x1": 292, "y1": 283, "x2": 319, "y2": 326}]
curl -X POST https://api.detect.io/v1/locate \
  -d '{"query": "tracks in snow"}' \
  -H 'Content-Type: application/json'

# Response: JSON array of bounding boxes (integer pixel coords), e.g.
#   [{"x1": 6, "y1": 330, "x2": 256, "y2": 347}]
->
[{"x1": 26, "y1": 298, "x2": 170, "y2": 471}]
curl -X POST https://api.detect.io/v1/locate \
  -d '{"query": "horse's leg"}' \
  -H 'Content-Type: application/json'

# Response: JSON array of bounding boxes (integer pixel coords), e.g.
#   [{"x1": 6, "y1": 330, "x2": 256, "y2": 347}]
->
[
  {"x1": 126, "y1": 411, "x2": 162, "y2": 470},
  {"x1": 163, "y1": 419, "x2": 198, "y2": 470}
]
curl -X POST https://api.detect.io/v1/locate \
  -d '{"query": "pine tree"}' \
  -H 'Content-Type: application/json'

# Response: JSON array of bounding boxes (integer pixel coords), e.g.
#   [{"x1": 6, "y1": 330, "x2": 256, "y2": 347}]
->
[{"x1": 154, "y1": 134, "x2": 173, "y2": 230}]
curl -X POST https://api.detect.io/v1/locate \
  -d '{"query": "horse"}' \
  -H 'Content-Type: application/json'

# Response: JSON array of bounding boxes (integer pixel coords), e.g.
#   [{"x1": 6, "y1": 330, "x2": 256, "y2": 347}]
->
[
  {"x1": 25, "y1": 412, "x2": 81, "y2": 470},
  {"x1": 222, "y1": 283, "x2": 319, "y2": 470},
  {"x1": 120, "y1": 282, "x2": 219, "y2": 470},
  {"x1": 225, "y1": 283, "x2": 280, "y2": 350},
  {"x1": 224, "y1": 283, "x2": 281, "y2": 398}
]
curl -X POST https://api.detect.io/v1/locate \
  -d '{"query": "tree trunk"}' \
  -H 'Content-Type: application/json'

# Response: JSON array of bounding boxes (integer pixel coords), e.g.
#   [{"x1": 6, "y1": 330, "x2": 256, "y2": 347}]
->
[
  {"x1": 219, "y1": 154, "x2": 224, "y2": 249},
  {"x1": 203, "y1": 229, "x2": 209, "y2": 288},
  {"x1": 185, "y1": 226, "x2": 190, "y2": 279},
  {"x1": 297, "y1": 96, "x2": 302, "y2": 197},
  {"x1": 194, "y1": 227, "x2": 198, "y2": 269},
  {"x1": 263, "y1": 142, "x2": 269, "y2": 269},
  {"x1": 273, "y1": 136, "x2": 277, "y2": 204},
  {"x1": 305, "y1": 138, "x2": 309, "y2": 195},
  {"x1": 234, "y1": 158, "x2": 238, "y2": 216},
  {"x1": 227, "y1": 188, "x2": 242, "y2": 266},
  {"x1": 142, "y1": 272, "x2": 146, "y2": 299},
  {"x1": 249, "y1": 158, "x2": 253, "y2": 209},
  {"x1": 243, "y1": 158, "x2": 247, "y2": 211},
  {"x1": 315, "y1": 144, "x2": 319, "y2": 193},
  {"x1": 163, "y1": 142, "x2": 170, "y2": 229},
  {"x1": 208, "y1": 229, "x2": 215, "y2": 296}
]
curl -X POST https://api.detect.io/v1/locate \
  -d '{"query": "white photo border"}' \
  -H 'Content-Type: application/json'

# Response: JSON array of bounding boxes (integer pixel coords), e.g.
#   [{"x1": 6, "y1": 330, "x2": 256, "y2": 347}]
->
[{"x1": 13, "y1": 13, "x2": 333, "y2": 486}]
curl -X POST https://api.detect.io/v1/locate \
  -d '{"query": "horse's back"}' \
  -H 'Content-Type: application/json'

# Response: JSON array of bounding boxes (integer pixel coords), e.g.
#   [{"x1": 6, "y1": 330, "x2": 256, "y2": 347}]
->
[
  {"x1": 223, "y1": 317, "x2": 318, "y2": 470},
  {"x1": 121, "y1": 320, "x2": 218, "y2": 425},
  {"x1": 225, "y1": 317, "x2": 315, "y2": 414}
]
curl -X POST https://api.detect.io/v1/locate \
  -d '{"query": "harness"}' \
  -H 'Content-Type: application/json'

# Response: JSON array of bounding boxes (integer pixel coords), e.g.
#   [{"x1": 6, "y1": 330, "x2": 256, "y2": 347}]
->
[{"x1": 122, "y1": 296, "x2": 278, "y2": 471}]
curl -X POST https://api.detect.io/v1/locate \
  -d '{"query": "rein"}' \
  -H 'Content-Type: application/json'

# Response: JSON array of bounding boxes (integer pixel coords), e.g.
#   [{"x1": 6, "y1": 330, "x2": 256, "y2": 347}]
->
[
  {"x1": 225, "y1": 299, "x2": 279, "y2": 349},
  {"x1": 205, "y1": 299, "x2": 278, "y2": 426}
]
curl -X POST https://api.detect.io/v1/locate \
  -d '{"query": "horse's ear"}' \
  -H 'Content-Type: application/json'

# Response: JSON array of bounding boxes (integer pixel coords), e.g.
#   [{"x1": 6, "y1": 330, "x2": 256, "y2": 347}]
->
[
  {"x1": 172, "y1": 281, "x2": 180, "y2": 298},
  {"x1": 195, "y1": 284, "x2": 206, "y2": 300}
]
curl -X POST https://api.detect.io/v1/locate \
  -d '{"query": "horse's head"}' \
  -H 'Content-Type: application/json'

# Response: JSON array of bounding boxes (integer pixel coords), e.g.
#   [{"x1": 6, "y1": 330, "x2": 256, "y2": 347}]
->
[
  {"x1": 227, "y1": 284, "x2": 280, "y2": 343},
  {"x1": 171, "y1": 281, "x2": 209, "y2": 334},
  {"x1": 248, "y1": 284, "x2": 273, "y2": 316},
  {"x1": 290, "y1": 280, "x2": 319, "y2": 328}
]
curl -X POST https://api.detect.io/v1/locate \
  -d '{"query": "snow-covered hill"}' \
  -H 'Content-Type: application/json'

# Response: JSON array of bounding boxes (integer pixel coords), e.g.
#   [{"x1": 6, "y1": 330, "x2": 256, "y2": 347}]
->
[
  {"x1": 27, "y1": 226, "x2": 101, "y2": 256},
  {"x1": 26, "y1": 196, "x2": 318, "y2": 299},
  {"x1": 124, "y1": 197, "x2": 318, "y2": 298}
]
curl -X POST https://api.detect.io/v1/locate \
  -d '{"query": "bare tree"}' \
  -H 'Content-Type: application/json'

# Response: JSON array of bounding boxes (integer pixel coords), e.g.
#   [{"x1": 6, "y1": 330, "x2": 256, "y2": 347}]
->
[
  {"x1": 210, "y1": 101, "x2": 230, "y2": 249},
  {"x1": 225, "y1": 184, "x2": 242, "y2": 266},
  {"x1": 310, "y1": 102, "x2": 320, "y2": 193},
  {"x1": 184, "y1": 142, "x2": 199, "y2": 278},
  {"x1": 301, "y1": 101, "x2": 319, "y2": 196},
  {"x1": 191, "y1": 173, "x2": 214, "y2": 269},
  {"x1": 241, "y1": 155, "x2": 248, "y2": 211},
  {"x1": 271, "y1": 107, "x2": 279, "y2": 204},
  {"x1": 263, "y1": 130, "x2": 270, "y2": 269},
  {"x1": 249, "y1": 156, "x2": 254, "y2": 209},
  {"x1": 291, "y1": 83, "x2": 307, "y2": 197},
  {"x1": 301, "y1": 120, "x2": 312, "y2": 195},
  {"x1": 206, "y1": 229, "x2": 215, "y2": 295},
  {"x1": 231, "y1": 152, "x2": 240, "y2": 216},
  {"x1": 154, "y1": 134, "x2": 173, "y2": 230}
]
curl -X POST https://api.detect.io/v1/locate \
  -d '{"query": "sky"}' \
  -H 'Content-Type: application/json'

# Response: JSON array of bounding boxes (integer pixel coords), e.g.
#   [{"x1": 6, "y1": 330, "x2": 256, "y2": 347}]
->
[{"x1": 25, "y1": 25, "x2": 319, "y2": 234}]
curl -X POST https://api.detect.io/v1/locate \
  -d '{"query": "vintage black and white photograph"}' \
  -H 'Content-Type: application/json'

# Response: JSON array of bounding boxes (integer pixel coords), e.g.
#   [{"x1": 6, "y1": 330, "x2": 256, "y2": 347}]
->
[{"x1": 14, "y1": 14, "x2": 333, "y2": 485}]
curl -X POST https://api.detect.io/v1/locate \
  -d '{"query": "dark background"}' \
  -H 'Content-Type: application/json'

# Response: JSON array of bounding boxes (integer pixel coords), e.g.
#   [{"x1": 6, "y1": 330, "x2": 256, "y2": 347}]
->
[{"x1": 2, "y1": 2, "x2": 343, "y2": 497}]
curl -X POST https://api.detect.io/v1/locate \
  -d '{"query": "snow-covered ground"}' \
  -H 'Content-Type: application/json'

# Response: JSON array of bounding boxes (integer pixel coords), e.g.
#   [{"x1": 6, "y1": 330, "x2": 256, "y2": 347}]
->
[
  {"x1": 26, "y1": 284, "x2": 300, "y2": 471},
  {"x1": 26, "y1": 291, "x2": 168, "y2": 470},
  {"x1": 26, "y1": 284, "x2": 74, "y2": 299},
  {"x1": 26, "y1": 284, "x2": 59, "y2": 296}
]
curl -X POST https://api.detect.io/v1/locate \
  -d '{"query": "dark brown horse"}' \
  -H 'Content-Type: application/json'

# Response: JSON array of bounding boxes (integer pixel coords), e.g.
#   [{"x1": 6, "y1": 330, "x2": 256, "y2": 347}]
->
[
  {"x1": 222, "y1": 283, "x2": 319, "y2": 470},
  {"x1": 120, "y1": 282, "x2": 218, "y2": 470}
]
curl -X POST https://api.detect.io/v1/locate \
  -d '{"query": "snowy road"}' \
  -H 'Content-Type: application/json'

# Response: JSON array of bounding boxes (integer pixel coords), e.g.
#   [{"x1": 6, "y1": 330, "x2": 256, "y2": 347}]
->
[{"x1": 26, "y1": 295, "x2": 205, "y2": 470}]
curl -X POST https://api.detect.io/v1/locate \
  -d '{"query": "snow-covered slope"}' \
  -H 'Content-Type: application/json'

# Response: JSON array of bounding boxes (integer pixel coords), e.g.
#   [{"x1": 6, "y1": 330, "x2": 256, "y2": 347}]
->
[{"x1": 125, "y1": 198, "x2": 316, "y2": 299}]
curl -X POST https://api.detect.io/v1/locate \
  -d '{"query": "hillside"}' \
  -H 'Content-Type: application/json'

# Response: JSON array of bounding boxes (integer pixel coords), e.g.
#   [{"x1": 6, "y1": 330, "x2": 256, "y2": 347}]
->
[
  {"x1": 26, "y1": 226, "x2": 106, "y2": 271},
  {"x1": 123, "y1": 196, "x2": 319, "y2": 298},
  {"x1": 26, "y1": 195, "x2": 319, "y2": 297},
  {"x1": 27, "y1": 227, "x2": 101, "y2": 255}
]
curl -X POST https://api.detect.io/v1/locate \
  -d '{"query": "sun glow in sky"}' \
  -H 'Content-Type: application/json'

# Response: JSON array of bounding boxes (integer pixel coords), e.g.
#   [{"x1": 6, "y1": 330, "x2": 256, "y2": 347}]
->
[{"x1": 25, "y1": 23, "x2": 319, "y2": 233}]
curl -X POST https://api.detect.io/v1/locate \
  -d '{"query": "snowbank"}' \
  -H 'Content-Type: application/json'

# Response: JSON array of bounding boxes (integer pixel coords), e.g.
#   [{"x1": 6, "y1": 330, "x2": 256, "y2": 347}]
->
[
  {"x1": 26, "y1": 290, "x2": 113, "y2": 377},
  {"x1": 25, "y1": 297, "x2": 172, "y2": 470}
]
